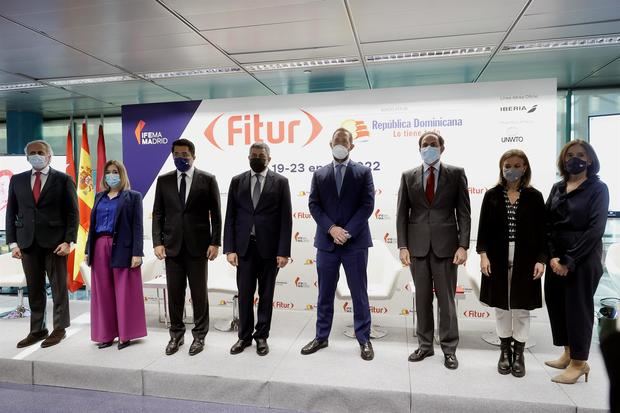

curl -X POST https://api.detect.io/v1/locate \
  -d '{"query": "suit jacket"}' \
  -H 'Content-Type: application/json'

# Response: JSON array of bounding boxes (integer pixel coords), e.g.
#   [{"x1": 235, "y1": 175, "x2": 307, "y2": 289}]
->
[
  {"x1": 396, "y1": 163, "x2": 471, "y2": 258},
  {"x1": 6, "y1": 168, "x2": 79, "y2": 249},
  {"x1": 476, "y1": 185, "x2": 546, "y2": 310},
  {"x1": 86, "y1": 190, "x2": 144, "y2": 268},
  {"x1": 152, "y1": 168, "x2": 222, "y2": 258},
  {"x1": 224, "y1": 170, "x2": 292, "y2": 259},
  {"x1": 309, "y1": 161, "x2": 374, "y2": 252}
]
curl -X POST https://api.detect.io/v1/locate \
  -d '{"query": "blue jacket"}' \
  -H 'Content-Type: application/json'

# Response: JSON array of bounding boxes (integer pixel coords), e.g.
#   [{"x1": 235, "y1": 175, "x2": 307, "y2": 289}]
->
[
  {"x1": 309, "y1": 161, "x2": 375, "y2": 251},
  {"x1": 86, "y1": 189, "x2": 144, "y2": 268}
]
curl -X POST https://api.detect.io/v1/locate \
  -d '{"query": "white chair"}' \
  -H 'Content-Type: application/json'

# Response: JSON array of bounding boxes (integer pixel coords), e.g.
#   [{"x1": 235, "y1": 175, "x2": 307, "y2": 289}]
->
[
  {"x1": 0, "y1": 253, "x2": 30, "y2": 319},
  {"x1": 336, "y1": 241, "x2": 404, "y2": 339},
  {"x1": 605, "y1": 242, "x2": 620, "y2": 296},
  {"x1": 78, "y1": 261, "x2": 92, "y2": 290},
  {"x1": 207, "y1": 254, "x2": 239, "y2": 332}
]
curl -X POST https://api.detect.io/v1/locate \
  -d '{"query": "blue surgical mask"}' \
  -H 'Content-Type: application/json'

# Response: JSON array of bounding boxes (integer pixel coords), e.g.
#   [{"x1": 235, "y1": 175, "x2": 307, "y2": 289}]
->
[
  {"x1": 174, "y1": 157, "x2": 191, "y2": 173},
  {"x1": 420, "y1": 146, "x2": 440, "y2": 165},
  {"x1": 105, "y1": 173, "x2": 121, "y2": 188},
  {"x1": 565, "y1": 157, "x2": 587, "y2": 175},
  {"x1": 27, "y1": 154, "x2": 47, "y2": 170},
  {"x1": 503, "y1": 168, "x2": 524, "y2": 183}
]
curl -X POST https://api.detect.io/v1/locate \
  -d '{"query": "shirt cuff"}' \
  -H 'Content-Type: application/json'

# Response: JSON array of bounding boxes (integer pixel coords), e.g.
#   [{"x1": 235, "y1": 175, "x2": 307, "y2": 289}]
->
[{"x1": 9, "y1": 242, "x2": 18, "y2": 250}]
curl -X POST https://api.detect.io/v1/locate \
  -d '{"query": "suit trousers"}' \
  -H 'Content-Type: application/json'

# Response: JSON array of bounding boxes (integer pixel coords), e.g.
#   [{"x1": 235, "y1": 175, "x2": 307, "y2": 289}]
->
[
  {"x1": 20, "y1": 242, "x2": 70, "y2": 335},
  {"x1": 315, "y1": 247, "x2": 371, "y2": 344},
  {"x1": 165, "y1": 246, "x2": 209, "y2": 340},
  {"x1": 411, "y1": 251, "x2": 459, "y2": 354},
  {"x1": 237, "y1": 238, "x2": 279, "y2": 341},
  {"x1": 544, "y1": 251, "x2": 602, "y2": 360}
]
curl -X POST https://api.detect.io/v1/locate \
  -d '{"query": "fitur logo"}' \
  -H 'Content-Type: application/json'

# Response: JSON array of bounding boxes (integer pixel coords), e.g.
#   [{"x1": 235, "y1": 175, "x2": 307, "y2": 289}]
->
[
  {"x1": 204, "y1": 110, "x2": 322, "y2": 150},
  {"x1": 340, "y1": 119, "x2": 370, "y2": 139},
  {"x1": 293, "y1": 211, "x2": 312, "y2": 219},
  {"x1": 134, "y1": 120, "x2": 169, "y2": 145}
]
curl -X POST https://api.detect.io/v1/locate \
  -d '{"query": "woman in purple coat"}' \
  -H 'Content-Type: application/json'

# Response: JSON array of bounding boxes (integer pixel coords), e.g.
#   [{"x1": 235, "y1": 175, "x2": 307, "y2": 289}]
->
[{"x1": 85, "y1": 160, "x2": 147, "y2": 349}]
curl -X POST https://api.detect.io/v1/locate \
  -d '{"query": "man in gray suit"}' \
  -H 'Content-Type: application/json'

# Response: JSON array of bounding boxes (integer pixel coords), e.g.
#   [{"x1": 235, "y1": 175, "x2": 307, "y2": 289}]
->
[{"x1": 396, "y1": 132, "x2": 471, "y2": 369}]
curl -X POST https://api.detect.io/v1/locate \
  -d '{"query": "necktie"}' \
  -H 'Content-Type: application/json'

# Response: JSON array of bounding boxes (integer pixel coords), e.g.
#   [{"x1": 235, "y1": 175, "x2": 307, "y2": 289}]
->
[
  {"x1": 179, "y1": 173, "x2": 187, "y2": 208},
  {"x1": 252, "y1": 174, "x2": 262, "y2": 208},
  {"x1": 335, "y1": 164, "x2": 344, "y2": 195},
  {"x1": 33, "y1": 171, "x2": 42, "y2": 204},
  {"x1": 426, "y1": 167, "x2": 435, "y2": 203}
]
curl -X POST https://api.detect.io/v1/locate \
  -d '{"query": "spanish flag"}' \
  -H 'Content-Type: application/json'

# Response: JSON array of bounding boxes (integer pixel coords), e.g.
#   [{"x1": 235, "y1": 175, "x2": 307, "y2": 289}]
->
[
  {"x1": 71, "y1": 121, "x2": 94, "y2": 291},
  {"x1": 65, "y1": 122, "x2": 83, "y2": 292}
]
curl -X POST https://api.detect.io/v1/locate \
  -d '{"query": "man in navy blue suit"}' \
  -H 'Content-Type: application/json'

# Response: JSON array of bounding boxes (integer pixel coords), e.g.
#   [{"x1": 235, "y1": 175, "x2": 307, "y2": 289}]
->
[{"x1": 301, "y1": 128, "x2": 375, "y2": 361}]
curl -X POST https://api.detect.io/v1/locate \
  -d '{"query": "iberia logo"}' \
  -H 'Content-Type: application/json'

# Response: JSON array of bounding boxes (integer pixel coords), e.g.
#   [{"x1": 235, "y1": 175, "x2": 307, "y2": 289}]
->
[
  {"x1": 204, "y1": 110, "x2": 322, "y2": 150},
  {"x1": 341, "y1": 119, "x2": 369, "y2": 139},
  {"x1": 134, "y1": 120, "x2": 168, "y2": 145}
]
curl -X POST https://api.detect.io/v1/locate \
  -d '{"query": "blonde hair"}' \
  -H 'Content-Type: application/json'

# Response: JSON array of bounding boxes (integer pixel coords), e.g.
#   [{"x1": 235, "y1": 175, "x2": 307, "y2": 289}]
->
[
  {"x1": 497, "y1": 149, "x2": 532, "y2": 187},
  {"x1": 100, "y1": 160, "x2": 131, "y2": 191}
]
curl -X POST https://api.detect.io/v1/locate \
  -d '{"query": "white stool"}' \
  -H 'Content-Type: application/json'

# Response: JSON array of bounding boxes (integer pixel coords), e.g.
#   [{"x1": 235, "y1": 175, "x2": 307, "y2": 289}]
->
[
  {"x1": 0, "y1": 253, "x2": 30, "y2": 319},
  {"x1": 336, "y1": 241, "x2": 404, "y2": 339},
  {"x1": 207, "y1": 255, "x2": 239, "y2": 332}
]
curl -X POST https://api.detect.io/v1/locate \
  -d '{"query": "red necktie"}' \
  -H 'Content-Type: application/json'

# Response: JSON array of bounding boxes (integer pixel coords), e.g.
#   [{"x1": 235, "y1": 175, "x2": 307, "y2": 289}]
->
[
  {"x1": 426, "y1": 167, "x2": 435, "y2": 203},
  {"x1": 33, "y1": 171, "x2": 42, "y2": 204}
]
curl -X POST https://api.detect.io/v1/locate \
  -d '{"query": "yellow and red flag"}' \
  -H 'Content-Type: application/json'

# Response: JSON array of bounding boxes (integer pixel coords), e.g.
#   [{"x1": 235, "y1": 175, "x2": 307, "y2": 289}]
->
[
  {"x1": 96, "y1": 123, "x2": 107, "y2": 192},
  {"x1": 65, "y1": 122, "x2": 84, "y2": 292},
  {"x1": 71, "y1": 121, "x2": 95, "y2": 292}
]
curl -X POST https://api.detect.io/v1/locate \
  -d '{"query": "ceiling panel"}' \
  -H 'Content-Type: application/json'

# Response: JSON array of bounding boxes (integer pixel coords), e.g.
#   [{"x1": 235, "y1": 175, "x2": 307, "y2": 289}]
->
[
  {"x1": 350, "y1": 0, "x2": 527, "y2": 43},
  {"x1": 360, "y1": 33, "x2": 503, "y2": 56},
  {"x1": 573, "y1": 57, "x2": 620, "y2": 88},
  {"x1": 480, "y1": 47, "x2": 620, "y2": 88},
  {"x1": 60, "y1": 80, "x2": 187, "y2": 105}
]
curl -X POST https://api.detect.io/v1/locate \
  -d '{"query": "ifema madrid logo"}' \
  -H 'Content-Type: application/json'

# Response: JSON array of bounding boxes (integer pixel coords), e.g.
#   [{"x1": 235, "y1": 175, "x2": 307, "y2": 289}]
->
[{"x1": 134, "y1": 120, "x2": 169, "y2": 145}]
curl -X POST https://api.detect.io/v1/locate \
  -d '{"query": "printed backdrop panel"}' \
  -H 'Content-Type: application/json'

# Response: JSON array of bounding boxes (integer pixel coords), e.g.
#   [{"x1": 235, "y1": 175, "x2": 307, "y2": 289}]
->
[{"x1": 123, "y1": 79, "x2": 557, "y2": 321}]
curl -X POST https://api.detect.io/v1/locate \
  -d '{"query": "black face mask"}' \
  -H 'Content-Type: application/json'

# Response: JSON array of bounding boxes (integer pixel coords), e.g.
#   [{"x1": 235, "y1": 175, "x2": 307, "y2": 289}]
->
[{"x1": 250, "y1": 158, "x2": 267, "y2": 173}]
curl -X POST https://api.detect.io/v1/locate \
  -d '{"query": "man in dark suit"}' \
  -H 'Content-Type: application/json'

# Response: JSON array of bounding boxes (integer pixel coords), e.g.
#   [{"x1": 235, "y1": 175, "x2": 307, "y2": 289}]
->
[
  {"x1": 396, "y1": 132, "x2": 471, "y2": 369},
  {"x1": 224, "y1": 142, "x2": 292, "y2": 356},
  {"x1": 301, "y1": 128, "x2": 375, "y2": 361},
  {"x1": 152, "y1": 138, "x2": 222, "y2": 356},
  {"x1": 6, "y1": 140, "x2": 78, "y2": 348}
]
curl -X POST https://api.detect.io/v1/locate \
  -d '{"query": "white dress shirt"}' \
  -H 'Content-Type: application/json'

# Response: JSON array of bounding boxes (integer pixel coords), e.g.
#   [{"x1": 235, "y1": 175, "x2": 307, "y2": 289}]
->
[{"x1": 176, "y1": 166, "x2": 195, "y2": 203}]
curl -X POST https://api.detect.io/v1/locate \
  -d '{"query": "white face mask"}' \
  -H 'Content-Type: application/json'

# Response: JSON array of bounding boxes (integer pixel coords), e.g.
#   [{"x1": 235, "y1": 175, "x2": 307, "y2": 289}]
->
[
  {"x1": 332, "y1": 145, "x2": 349, "y2": 160},
  {"x1": 420, "y1": 146, "x2": 440, "y2": 165},
  {"x1": 28, "y1": 154, "x2": 48, "y2": 170}
]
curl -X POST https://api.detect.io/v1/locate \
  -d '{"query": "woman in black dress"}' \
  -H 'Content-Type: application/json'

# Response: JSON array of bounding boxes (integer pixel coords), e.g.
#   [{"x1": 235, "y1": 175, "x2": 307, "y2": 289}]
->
[
  {"x1": 477, "y1": 149, "x2": 546, "y2": 377},
  {"x1": 545, "y1": 139, "x2": 609, "y2": 384}
]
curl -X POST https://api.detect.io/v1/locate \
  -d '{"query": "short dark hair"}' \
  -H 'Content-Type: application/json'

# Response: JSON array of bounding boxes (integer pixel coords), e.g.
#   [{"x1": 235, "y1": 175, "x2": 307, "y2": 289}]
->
[
  {"x1": 332, "y1": 128, "x2": 353, "y2": 145},
  {"x1": 418, "y1": 132, "x2": 445, "y2": 148},
  {"x1": 557, "y1": 139, "x2": 601, "y2": 180},
  {"x1": 171, "y1": 138, "x2": 195, "y2": 157}
]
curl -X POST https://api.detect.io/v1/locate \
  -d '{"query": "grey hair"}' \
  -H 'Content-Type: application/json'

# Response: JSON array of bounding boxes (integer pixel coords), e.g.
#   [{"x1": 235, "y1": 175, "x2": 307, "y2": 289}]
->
[
  {"x1": 24, "y1": 140, "x2": 54, "y2": 156},
  {"x1": 249, "y1": 142, "x2": 270, "y2": 157}
]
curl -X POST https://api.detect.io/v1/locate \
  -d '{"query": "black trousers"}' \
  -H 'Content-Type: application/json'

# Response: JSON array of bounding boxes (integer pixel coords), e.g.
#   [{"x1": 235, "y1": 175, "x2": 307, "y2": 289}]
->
[
  {"x1": 20, "y1": 242, "x2": 70, "y2": 335},
  {"x1": 165, "y1": 246, "x2": 209, "y2": 340},
  {"x1": 237, "y1": 239, "x2": 279, "y2": 342},
  {"x1": 544, "y1": 253, "x2": 602, "y2": 360}
]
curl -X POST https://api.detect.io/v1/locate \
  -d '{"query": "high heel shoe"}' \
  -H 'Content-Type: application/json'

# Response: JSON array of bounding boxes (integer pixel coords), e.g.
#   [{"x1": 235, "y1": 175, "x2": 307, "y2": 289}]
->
[
  {"x1": 551, "y1": 362, "x2": 590, "y2": 384},
  {"x1": 545, "y1": 358, "x2": 570, "y2": 369}
]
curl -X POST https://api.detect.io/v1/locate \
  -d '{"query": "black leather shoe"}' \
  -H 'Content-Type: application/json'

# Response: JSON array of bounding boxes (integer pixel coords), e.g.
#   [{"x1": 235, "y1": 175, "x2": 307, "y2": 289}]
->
[
  {"x1": 17, "y1": 332, "x2": 49, "y2": 348},
  {"x1": 444, "y1": 353, "x2": 459, "y2": 370},
  {"x1": 188, "y1": 338, "x2": 205, "y2": 356},
  {"x1": 300, "y1": 339, "x2": 328, "y2": 355},
  {"x1": 256, "y1": 338, "x2": 269, "y2": 356},
  {"x1": 360, "y1": 341, "x2": 374, "y2": 361},
  {"x1": 230, "y1": 339, "x2": 252, "y2": 355},
  {"x1": 117, "y1": 340, "x2": 131, "y2": 350},
  {"x1": 97, "y1": 341, "x2": 114, "y2": 349},
  {"x1": 408, "y1": 348, "x2": 434, "y2": 362},
  {"x1": 41, "y1": 329, "x2": 66, "y2": 348},
  {"x1": 165, "y1": 337, "x2": 184, "y2": 355}
]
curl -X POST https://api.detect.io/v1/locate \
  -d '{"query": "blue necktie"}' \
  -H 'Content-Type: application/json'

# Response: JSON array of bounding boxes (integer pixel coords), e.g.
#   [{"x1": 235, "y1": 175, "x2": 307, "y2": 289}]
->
[{"x1": 335, "y1": 164, "x2": 344, "y2": 195}]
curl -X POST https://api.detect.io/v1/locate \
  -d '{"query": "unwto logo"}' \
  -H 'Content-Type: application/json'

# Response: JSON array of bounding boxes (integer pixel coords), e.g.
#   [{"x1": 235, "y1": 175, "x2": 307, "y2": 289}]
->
[
  {"x1": 204, "y1": 110, "x2": 322, "y2": 150},
  {"x1": 134, "y1": 120, "x2": 169, "y2": 145}
]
